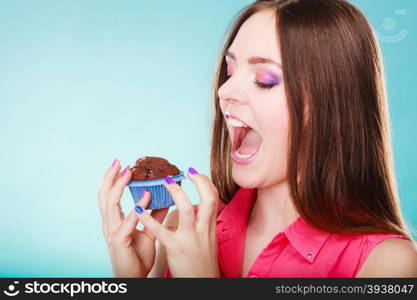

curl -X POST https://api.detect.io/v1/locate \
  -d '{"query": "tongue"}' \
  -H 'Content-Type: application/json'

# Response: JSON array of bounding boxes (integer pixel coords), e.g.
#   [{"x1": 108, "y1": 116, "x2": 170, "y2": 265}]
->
[{"x1": 238, "y1": 129, "x2": 262, "y2": 155}]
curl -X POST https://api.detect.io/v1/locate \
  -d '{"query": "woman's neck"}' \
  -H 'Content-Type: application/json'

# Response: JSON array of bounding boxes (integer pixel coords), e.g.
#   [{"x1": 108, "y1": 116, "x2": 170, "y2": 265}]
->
[{"x1": 248, "y1": 181, "x2": 300, "y2": 231}]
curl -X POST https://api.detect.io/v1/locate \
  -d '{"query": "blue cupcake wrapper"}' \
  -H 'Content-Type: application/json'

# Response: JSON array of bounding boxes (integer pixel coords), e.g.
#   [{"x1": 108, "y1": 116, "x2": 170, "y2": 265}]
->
[{"x1": 128, "y1": 171, "x2": 185, "y2": 210}]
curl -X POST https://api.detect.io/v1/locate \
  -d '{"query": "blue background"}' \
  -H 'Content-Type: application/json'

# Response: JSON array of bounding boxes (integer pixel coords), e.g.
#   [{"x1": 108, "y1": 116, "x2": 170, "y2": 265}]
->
[{"x1": 0, "y1": 0, "x2": 416, "y2": 277}]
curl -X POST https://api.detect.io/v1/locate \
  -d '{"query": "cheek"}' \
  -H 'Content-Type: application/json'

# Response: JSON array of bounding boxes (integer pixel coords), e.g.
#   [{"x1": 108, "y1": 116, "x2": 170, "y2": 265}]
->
[
  {"x1": 263, "y1": 115, "x2": 289, "y2": 160},
  {"x1": 264, "y1": 108, "x2": 289, "y2": 136},
  {"x1": 260, "y1": 94, "x2": 290, "y2": 148},
  {"x1": 259, "y1": 94, "x2": 290, "y2": 171}
]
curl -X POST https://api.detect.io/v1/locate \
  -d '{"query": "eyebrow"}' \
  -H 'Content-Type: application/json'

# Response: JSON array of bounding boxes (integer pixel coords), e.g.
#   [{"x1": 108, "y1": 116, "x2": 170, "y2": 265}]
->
[{"x1": 225, "y1": 50, "x2": 282, "y2": 68}]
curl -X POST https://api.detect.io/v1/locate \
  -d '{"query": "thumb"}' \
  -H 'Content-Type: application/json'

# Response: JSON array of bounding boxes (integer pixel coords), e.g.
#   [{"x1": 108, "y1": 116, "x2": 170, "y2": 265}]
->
[
  {"x1": 136, "y1": 207, "x2": 172, "y2": 247},
  {"x1": 116, "y1": 208, "x2": 140, "y2": 238}
]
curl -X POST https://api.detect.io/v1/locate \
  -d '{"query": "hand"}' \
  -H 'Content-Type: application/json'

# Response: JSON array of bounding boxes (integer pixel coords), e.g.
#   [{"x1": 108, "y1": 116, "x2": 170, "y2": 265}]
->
[
  {"x1": 97, "y1": 159, "x2": 169, "y2": 277},
  {"x1": 136, "y1": 168, "x2": 221, "y2": 277}
]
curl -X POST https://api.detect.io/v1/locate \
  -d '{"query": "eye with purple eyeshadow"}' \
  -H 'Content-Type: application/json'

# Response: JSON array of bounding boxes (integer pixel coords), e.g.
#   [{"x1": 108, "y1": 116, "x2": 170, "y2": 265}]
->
[
  {"x1": 254, "y1": 70, "x2": 281, "y2": 89},
  {"x1": 224, "y1": 57, "x2": 281, "y2": 90}
]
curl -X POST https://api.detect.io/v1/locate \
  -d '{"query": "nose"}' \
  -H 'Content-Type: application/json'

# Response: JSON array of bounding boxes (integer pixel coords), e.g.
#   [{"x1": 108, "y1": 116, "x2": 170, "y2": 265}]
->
[{"x1": 217, "y1": 74, "x2": 248, "y2": 106}]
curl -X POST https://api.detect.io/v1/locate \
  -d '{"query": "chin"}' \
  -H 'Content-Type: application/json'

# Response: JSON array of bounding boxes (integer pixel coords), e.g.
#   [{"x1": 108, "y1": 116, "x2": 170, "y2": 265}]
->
[
  {"x1": 232, "y1": 164, "x2": 288, "y2": 190},
  {"x1": 232, "y1": 167, "x2": 261, "y2": 189}
]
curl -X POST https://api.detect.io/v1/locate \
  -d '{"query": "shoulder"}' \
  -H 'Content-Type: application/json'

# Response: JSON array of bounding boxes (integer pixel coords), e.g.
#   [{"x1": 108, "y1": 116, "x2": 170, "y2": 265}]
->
[{"x1": 356, "y1": 237, "x2": 417, "y2": 277}]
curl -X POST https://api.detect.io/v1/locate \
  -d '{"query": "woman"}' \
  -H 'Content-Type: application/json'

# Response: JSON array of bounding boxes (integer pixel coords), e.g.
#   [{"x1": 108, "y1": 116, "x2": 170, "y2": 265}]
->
[{"x1": 97, "y1": 0, "x2": 417, "y2": 277}]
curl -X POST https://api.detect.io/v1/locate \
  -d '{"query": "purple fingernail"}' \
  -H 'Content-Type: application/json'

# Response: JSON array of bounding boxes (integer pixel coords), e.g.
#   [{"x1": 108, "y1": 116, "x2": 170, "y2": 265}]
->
[
  {"x1": 188, "y1": 167, "x2": 199, "y2": 175},
  {"x1": 164, "y1": 176, "x2": 175, "y2": 184},
  {"x1": 121, "y1": 166, "x2": 130, "y2": 177},
  {"x1": 141, "y1": 189, "x2": 147, "y2": 198},
  {"x1": 110, "y1": 159, "x2": 117, "y2": 168}
]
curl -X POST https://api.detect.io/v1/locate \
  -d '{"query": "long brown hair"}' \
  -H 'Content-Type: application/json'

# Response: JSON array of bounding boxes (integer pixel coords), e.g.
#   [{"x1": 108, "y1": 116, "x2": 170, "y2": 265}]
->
[{"x1": 210, "y1": 0, "x2": 415, "y2": 240}]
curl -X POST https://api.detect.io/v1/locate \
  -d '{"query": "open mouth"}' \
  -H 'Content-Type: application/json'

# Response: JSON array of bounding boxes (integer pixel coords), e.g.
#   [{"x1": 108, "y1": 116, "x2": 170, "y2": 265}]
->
[{"x1": 231, "y1": 125, "x2": 263, "y2": 160}]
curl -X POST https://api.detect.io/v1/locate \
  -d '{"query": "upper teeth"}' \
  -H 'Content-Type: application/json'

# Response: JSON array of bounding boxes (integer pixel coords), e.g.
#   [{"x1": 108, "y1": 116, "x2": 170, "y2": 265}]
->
[
  {"x1": 227, "y1": 118, "x2": 248, "y2": 128},
  {"x1": 225, "y1": 112, "x2": 248, "y2": 128}
]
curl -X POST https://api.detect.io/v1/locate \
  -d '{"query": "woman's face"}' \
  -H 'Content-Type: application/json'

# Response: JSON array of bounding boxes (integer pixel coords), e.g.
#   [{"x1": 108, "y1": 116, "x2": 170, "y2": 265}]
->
[{"x1": 218, "y1": 10, "x2": 290, "y2": 189}]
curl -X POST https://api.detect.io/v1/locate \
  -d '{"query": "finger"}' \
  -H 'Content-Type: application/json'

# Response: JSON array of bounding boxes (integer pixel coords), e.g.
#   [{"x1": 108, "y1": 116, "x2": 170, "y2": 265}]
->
[
  {"x1": 135, "y1": 189, "x2": 152, "y2": 210},
  {"x1": 163, "y1": 177, "x2": 195, "y2": 230},
  {"x1": 116, "y1": 208, "x2": 140, "y2": 239},
  {"x1": 108, "y1": 166, "x2": 132, "y2": 207},
  {"x1": 135, "y1": 190, "x2": 169, "y2": 225},
  {"x1": 142, "y1": 208, "x2": 169, "y2": 241},
  {"x1": 135, "y1": 206, "x2": 172, "y2": 247},
  {"x1": 106, "y1": 166, "x2": 132, "y2": 233},
  {"x1": 99, "y1": 159, "x2": 121, "y2": 195},
  {"x1": 134, "y1": 190, "x2": 165, "y2": 241},
  {"x1": 186, "y1": 168, "x2": 219, "y2": 229},
  {"x1": 97, "y1": 159, "x2": 121, "y2": 215}
]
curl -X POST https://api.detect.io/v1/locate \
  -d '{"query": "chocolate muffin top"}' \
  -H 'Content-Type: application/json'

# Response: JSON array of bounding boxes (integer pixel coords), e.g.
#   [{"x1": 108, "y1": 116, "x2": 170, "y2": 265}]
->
[{"x1": 131, "y1": 156, "x2": 180, "y2": 181}]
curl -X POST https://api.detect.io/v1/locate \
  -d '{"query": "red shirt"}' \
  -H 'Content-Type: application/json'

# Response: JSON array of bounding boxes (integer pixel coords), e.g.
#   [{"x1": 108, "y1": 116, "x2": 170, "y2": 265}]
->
[{"x1": 166, "y1": 187, "x2": 409, "y2": 278}]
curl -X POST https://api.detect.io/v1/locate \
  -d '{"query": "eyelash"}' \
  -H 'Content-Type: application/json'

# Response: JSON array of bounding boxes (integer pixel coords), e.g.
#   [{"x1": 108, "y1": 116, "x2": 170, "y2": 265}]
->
[
  {"x1": 254, "y1": 81, "x2": 277, "y2": 89},
  {"x1": 225, "y1": 73, "x2": 278, "y2": 90},
  {"x1": 225, "y1": 64, "x2": 278, "y2": 90}
]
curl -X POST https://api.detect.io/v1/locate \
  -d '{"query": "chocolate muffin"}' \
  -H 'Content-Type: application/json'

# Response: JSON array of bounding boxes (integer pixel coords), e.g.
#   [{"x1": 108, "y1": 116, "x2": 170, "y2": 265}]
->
[
  {"x1": 128, "y1": 156, "x2": 184, "y2": 209},
  {"x1": 131, "y1": 156, "x2": 180, "y2": 181}
]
